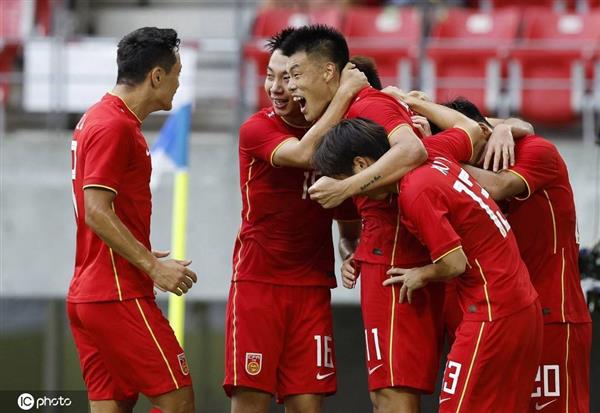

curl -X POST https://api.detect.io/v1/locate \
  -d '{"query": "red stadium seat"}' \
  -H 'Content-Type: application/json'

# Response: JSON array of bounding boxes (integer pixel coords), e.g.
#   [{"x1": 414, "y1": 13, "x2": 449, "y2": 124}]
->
[
  {"x1": 242, "y1": 6, "x2": 343, "y2": 110},
  {"x1": 343, "y1": 6, "x2": 421, "y2": 90},
  {"x1": 425, "y1": 8, "x2": 520, "y2": 114},
  {"x1": 468, "y1": 0, "x2": 576, "y2": 10},
  {"x1": 508, "y1": 8, "x2": 600, "y2": 126}
]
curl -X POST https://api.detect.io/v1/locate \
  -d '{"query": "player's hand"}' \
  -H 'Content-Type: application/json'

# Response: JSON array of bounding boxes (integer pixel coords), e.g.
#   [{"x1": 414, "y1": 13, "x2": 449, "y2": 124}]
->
[
  {"x1": 308, "y1": 176, "x2": 351, "y2": 209},
  {"x1": 383, "y1": 267, "x2": 429, "y2": 304},
  {"x1": 339, "y1": 62, "x2": 369, "y2": 97},
  {"x1": 411, "y1": 115, "x2": 432, "y2": 137},
  {"x1": 341, "y1": 254, "x2": 358, "y2": 289},
  {"x1": 152, "y1": 249, "x2": 170, "y2": 258},
  {"x1": 150, "y1": 258, "x2": 198, "y2": 296},
  {"x1": 481, "y1": 123, "x2": 515, "y2": 171},
  {"x1": 381, "y1": 86, "x2": 409, "y2": 102},
  {"x1": 407, "y1": 90, "x2": 432, "y2": 102}
]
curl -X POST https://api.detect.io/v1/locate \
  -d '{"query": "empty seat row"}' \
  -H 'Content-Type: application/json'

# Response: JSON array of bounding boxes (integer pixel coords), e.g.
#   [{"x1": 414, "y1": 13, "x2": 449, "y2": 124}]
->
[{"x1": 242, "y1": 5, "x2": 600, "y2": 141}]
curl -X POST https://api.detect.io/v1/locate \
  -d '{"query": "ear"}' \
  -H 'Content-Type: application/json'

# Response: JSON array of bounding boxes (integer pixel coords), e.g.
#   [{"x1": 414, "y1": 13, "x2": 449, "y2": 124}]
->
[
  {"x1": 352, "y1": 156, "x2": 369, "y2": 173},
  {"x1": 323, "y1": 62, "x2": 336, "y2": 82},
  {"x1": 150, "y1": 67, "x2": 165, "y2": 88},
  {"x1": 479, "y1": 122, "x2": 492, "y2": 140}
]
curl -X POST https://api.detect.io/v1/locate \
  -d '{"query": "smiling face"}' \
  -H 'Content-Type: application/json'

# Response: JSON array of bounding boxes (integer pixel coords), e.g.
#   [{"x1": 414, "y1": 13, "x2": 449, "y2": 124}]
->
[
  {"x1": 264, "y1": 50, "x2": 302, "y2": 120},
  {"x1": 287, "y1": 51, "x2": 338, "y2": 123}
]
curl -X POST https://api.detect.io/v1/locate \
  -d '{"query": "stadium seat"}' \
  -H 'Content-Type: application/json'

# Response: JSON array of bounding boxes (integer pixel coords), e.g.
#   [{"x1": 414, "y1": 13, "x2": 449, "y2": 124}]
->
[
  {"x1": 469, "y1": 0, "x2": 575, "y2": 10},
  {"x1": 242, "y1": 6, "x2": 344, "y2": 110},
  {"x1": 343, "y1": 6, "x2": 421, "y2": 90},
  {"x1": 508, "y1": 7, "x2": 600, "y2": 134},
  {"x1": 424, "y1": 7, "x2": 520, "y2": 115}
]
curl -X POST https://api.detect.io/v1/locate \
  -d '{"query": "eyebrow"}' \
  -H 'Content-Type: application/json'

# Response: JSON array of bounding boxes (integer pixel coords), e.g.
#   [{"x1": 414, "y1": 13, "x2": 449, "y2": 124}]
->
[{"x1": 288, "y1": 63, "x2": 300, "y2": 72}]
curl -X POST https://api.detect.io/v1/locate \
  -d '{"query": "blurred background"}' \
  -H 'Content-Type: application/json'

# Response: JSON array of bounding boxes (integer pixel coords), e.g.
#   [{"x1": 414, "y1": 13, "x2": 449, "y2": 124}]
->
[{"x1": 1, "y1": 0, "x2": 599, "y2": 412}]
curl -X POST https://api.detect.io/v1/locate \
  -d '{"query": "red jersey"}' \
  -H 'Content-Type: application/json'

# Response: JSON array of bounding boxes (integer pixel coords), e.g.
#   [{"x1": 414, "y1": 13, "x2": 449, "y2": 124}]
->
[
  {"x1": 69, "y1": 93, "x2": 154, "y2": 303},
  {"x1": 398, "y1": 129, "x2": 538, "y2": 322},
  {"x1": 505, "y1": 135, "x2": 591, "y2": 324},
  {"x1": 346, "y1": 87, "x2": 427, "y2": 266},
  {"x1": 232, "y1": 107, "x2": 358, "y2": 287}
]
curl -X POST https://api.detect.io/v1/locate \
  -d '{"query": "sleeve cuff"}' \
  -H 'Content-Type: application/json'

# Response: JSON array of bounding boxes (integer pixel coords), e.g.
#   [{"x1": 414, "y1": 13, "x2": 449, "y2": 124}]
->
[
  {"x1": 83, "y1": 184, "x2": 118, "y2": 195},
  {"x1": 505, "y1": 169, "x2": 531, "y2": 200},
  {"x1": 432, "y1": 243, "x2": 463, "y2": 263},
  {"x1": 269, "y1": 137, "x2": 297, "y2": 167}
]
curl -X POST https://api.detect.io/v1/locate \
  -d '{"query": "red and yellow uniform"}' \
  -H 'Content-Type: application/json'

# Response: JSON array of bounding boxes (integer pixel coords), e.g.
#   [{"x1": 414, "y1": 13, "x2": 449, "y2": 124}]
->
[
  {"x1": 399, "y1": 129, "x2": 542, "y2": 413},
  {"x1": 224, "y1": 107, "x2": 358, "y2": 400},
  {"x1": 346, "y1": 87, "x2": 445, "y2": 393},
  {"x1": 507, "y1": 135, "x2": 592, "y2": 413},
  {"x1": 69, "y1": 93, "x2": 191, "y2": 400}
]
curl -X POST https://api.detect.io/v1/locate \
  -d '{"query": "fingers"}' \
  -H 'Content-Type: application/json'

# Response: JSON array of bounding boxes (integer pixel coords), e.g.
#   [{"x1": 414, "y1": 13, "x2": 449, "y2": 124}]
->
[
  {"x1": 509, "y1": 144, "x2": 515, "y2": 166},
  {"x1": 152, "y1": 250, "x2": 170, "y2": 258},
  {"x1": 382, "y1": 275, "x2": 404, "y2": 286},
  {"x1": 183, "y1": 267, "x2": 198, "y2": 283},
  {"x1": 386, "y1": 267, "x2": 408, "y2": 276},
  {"x1": 406, "y1": 287, "x2": 414, "y2": 304},
  {"x1": 154, "y1": 283, "x2": 167, "y2": 292},
  {"x1": 399, "y1": 284, "x2": 407, "y2": 303},
  {"x1": 483, "y1": 145, "x2": 493, "y2": 170},
  {"x1": 502, "y1": 146, "x2": 510, "y2": 170}
]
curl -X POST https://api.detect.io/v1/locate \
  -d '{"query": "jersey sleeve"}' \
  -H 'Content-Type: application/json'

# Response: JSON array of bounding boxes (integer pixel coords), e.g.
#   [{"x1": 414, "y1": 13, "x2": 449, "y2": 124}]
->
[
  {"x1": 333, "y1": 198, "x2": 360, "y2": 221},
  {"x1": 507, "y1": 137, "x2": 560, "y2": 200},
  {"x1": 239, "y1": 116, "x2": 296, "y2": 165},
  {"x1": 350, "y1": 94, "x2": 414, "y2": 136},
  {"x1": 399, "y1": 187, "x2": 463, "y2": 263},
  {"x1": 423, "y1": 127, "x2": 473, "y2": 163},
  {"x1": 82, "y1": 123, "x2": 131, "y2": 194}
]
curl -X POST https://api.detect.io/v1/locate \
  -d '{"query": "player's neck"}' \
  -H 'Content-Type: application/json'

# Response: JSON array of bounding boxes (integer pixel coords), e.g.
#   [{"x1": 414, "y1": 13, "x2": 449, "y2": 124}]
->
[
  {"x1": 281, "y1": 114, "x2": 311, "y2": 129},
  {"x1": 110, "y1": 84, "x2": 154, "y2": 122}
]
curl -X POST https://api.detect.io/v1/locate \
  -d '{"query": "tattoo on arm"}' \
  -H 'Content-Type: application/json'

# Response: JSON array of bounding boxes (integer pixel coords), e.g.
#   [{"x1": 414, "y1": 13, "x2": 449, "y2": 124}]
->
[{"x1": 360, "y1": 175, "x2": 382, "y2": 192}]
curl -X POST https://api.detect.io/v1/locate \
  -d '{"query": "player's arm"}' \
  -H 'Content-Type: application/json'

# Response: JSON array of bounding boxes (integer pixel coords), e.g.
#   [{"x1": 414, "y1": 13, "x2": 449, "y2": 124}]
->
[
  {"x1": 84, "y1": 188, "x2": 197, "y2": 295},
  {"x1": 337, "y1": 219, "x2": 361, "y2": 289},
  {"x1": 463, "y1": 165, "x2": 527, "y2": 201},
  {"x1": 309, "y1": 126, "x2": 427, "y2": 208},
  {"x1": 272, "y1": 63, "x2": 368, "y2": 168},
  {"x1": 487, "y1": 117, "x2": 533, "y2": 138},
  {"x1": 384, "y1": 248, "x2": 467, "y2": 303},
  {"x1": 401, "y1": 94, "x2": 484, "y2": 163}
]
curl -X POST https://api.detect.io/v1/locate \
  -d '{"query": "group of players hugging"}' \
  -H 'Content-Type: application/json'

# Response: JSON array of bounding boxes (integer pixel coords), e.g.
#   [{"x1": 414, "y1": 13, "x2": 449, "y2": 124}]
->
[
  {"x1": 68, "y1": 25, "x2": 591, "y2": 413},
  {"x1": 224, "y1": 25, "x2": 592, "y2": 413}
]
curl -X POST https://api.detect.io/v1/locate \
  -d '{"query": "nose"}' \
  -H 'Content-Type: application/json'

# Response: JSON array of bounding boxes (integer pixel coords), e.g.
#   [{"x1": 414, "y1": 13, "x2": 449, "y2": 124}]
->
[
  {"x1": 287, "y1": 78, "x2": 297, "y2": 92},
  {"x1": 270, "y1": 78, "x2": 283, "y2": 94}
]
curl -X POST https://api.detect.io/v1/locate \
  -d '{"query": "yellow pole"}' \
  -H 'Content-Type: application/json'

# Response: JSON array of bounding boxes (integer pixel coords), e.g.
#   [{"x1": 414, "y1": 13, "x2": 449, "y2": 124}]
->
[{"x1": 168, "y1": 169, "x2": 189, "y2": 347}]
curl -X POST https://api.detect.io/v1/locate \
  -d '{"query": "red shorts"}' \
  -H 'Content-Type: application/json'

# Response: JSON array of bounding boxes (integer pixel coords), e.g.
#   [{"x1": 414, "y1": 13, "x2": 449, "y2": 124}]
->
[
  {"x1": 439, "y1": 300, "x2": 543, "y2": 413},
  {"x1": 67, "y1": 298, "x2": 192, "y2": 400},
  {"x1": 358, "y1": 262, "x2": 445, "y2": 393},
  {"x1": 529, "y1": 322, "x2": 592, "y2": 413},
  {"x1": 223, "y1": 281, "x2": 336, "y2": 401}
]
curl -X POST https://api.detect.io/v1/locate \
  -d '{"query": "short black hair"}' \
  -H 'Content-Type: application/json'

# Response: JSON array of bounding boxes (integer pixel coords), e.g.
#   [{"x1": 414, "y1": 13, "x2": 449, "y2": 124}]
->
[
  {"x1": 350, "y1": 55, "x2": 382, "y2": 90},
  {"x1": 427, "y1": 97, "x2": 492, "y2": 134},
  {"x1": 313, "y1": 118, "x2": 390, "y2": 177},
  {"x1": 280, "y1": 24, "x2": 349, "y2": 73},
  {"x1": 265, "y1": 27, "x2": 296, "y2": 53},
  {"x1": 117, "y1": 27, "x2": 180, "y2": 86}
]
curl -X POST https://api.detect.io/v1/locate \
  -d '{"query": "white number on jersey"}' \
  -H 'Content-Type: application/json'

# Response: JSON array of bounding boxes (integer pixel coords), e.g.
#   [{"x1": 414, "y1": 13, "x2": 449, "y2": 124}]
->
[
  {"x1": 531, "y1": 365, "x2": 560, "y2": 398},
  {"x1": 442, "y1": 360, "x2": 462, "y2": 395},
  {"x1": 302, "y1": 171, "x2": 317, "y2": 199},
  {"x1": 314, "y1": 335, "x2": 334, "y2": 368},
  {"x1": 452, "y1": 168, "x2": 511, "y2": 237},
  {"x1": 364, "y1": 328, "x2": 383, "y2": 362}
]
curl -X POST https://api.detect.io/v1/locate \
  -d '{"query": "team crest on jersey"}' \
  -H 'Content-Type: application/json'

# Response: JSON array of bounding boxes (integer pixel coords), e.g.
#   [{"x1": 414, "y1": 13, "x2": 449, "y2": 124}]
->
[
  {"x1": 245, "y1": 353, "x2": 262, "y2": 375},
  {"x1": 177, "y1": 353, "x2": 189, "y2": 376}
]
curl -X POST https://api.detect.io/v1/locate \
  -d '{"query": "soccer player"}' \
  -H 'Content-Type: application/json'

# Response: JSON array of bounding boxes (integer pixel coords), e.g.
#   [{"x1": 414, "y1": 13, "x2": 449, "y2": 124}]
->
[
  {"x1": 279, "y1": 25, "x2": 451, "y2": 412},
  {"x1": 68, "y1": 28, "x2": 197, "y2": 413},
  {"x1": 450, "y1": 99, "x2": 593, "y2": 413},
  {"x1": 223, "y1": 29, "x2": 365, "y2": 413},
  {"x1": 312, "y1": 95, "x2": 543, "y2": 413}
]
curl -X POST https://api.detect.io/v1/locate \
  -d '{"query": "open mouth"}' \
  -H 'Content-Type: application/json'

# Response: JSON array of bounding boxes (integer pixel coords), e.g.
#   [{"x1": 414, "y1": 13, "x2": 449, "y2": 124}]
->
[
  {"x1": 271, "y1": 97, "x2": 289, "y2": 110},
  {"x1": 293, "y1": 96, "x2": 307, "y2": 113}
]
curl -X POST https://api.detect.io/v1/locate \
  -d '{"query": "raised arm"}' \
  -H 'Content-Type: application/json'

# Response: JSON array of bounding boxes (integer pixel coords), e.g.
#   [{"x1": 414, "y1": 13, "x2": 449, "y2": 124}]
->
[{"x1": 272, "y1": 64, "x2": 368, "y2": 168}]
